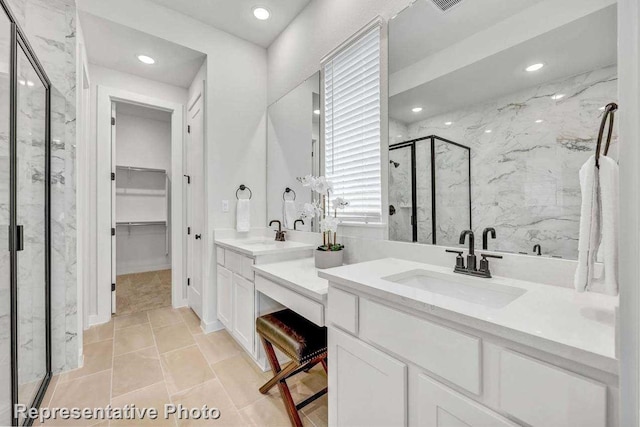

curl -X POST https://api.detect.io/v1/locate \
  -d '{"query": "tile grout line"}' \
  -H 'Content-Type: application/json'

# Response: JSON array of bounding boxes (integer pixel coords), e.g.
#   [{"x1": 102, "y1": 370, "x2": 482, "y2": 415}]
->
[{"x1": 147, "y1": 310, "x2": 178, "y2": 427}]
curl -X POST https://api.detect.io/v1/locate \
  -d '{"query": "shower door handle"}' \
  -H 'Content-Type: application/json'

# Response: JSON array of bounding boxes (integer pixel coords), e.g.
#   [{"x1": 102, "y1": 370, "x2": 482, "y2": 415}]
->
[{"x1": 16, "y1": 225, "x2": 24, "y2": 251}]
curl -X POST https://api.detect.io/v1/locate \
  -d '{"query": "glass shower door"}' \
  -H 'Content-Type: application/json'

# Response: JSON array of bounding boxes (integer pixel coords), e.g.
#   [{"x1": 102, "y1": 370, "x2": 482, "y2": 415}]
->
[
  {"x1": 0, "y1": 6, "x2": 11, "y2": 425},
  {"x1": 15, "y1": 42, "x2": 48, "y2": 423}
]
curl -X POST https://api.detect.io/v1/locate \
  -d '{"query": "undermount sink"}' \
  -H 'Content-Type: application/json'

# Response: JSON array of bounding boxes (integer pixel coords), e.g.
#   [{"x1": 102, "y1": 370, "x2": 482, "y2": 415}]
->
[{"x1": 383, "y1": 269, "x2": 526, "y2": 309}]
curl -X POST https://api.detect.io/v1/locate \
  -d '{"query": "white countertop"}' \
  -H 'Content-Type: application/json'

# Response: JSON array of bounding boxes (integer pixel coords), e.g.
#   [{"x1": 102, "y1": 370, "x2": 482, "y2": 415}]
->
[
  {"x1": 319, "y1": 258, "x2": 619, "y2": 374},
  {"x1": 253, "y1": 258, "x2": 328, "y2": 302},
  {"x1": 215, "y1": 237, "x2": 316, "y2": 257}
]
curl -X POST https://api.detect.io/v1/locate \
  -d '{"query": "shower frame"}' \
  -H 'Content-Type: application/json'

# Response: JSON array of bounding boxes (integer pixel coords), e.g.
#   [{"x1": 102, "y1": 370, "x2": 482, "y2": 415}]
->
[
  {"x1": 389, "y1": 135, "x2": 472, "y2": 244},
  {"x1": 1, "y1": 0, "x2": 52, "y2": 425}
]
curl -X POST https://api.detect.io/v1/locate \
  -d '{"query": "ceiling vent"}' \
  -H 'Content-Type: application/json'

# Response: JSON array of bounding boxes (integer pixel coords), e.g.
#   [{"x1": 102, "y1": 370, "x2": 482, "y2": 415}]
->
[{"x1": 429, "y1": 0, "x2": 463, "y2": 12}]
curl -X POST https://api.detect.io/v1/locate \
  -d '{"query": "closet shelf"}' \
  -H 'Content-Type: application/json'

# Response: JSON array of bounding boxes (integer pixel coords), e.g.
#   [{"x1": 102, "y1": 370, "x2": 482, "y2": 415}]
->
[
  {"x1": 116, "y1": 165, "x2": 167, "y2": 174},
  {"x1": 116, "y1": 221, "x2": 167, "y2": 226}
]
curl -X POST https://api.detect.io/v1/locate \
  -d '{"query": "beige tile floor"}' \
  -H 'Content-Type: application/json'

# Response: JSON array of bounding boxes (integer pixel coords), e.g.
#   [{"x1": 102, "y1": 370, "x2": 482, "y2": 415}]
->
[
  {"x1": 115, "y1": 270, "x2": 172, "y2": 316},
  {"x1": 38, "y1": 306, "x2": 328, "y2": 427}
]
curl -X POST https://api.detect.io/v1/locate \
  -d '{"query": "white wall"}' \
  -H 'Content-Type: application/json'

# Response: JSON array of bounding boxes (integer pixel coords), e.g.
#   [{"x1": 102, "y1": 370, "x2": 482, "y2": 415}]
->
[
  {"x1": 79, "y1": 0, "x2": 267, "y2": 331},
  {"x1": 267, "y1": 0, "x2": 410, "y2": 104},
  {"x1": 85, "y1": 64, "x2": 188, "y2": 324},
  {"x1": 115, "y1": 111, "x2": 172, "y2": 275}
]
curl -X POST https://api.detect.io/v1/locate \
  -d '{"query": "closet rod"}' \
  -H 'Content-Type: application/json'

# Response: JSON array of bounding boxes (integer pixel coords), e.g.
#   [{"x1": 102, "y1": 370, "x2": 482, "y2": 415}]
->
[{"x1": 116, "y1": 165, "x2": 167, "y2": 174}]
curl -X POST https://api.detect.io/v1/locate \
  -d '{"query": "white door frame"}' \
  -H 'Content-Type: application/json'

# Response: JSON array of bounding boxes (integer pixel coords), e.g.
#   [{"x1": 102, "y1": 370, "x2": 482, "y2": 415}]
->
[
  {"x1": 96, "y1": 85, "x2": 185, "y2": 325},
  {"x1": 619, "y1": 0, "x2": 640, "y2": 425}
]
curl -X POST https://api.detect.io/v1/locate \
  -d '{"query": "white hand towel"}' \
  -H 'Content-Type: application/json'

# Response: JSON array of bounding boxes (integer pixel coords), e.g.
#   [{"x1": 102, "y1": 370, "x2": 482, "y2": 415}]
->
[
  {"x1": 593, "y1": 155, "x2": 619, "y2": 295},
  {"x1": 574, "y1": 155, "x2": 601, "y2": 292},
  {"x1": 574, "y1": 154, "x2": 619, "y2": 295},
  {"x1": 283, "y1": 200, "x2": 297, "y2": 230},
  {"x1": 236, "y1": 199, "x2": 251, "y2": 232}
]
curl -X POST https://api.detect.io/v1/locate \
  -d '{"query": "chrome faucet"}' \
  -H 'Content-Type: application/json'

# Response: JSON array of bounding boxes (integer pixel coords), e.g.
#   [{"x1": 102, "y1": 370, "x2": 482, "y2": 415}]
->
[
  {"x1": 533, "y1": 244, "x2": 542, "y2": 256},
  {"x1": 269, "y1": 220, "x2": 286, "y2": 241},
  {"x1": 445, "y1": 230, "x2": 502, "y2": 278}
]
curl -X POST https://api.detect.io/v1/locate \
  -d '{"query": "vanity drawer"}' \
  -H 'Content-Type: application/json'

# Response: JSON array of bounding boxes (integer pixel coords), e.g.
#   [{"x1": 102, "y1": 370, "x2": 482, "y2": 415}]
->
[
  {"x1": 328, "y1": 287, "x2": 358, "y2": 334},
  {"x1": 241, "y1": 256, "x2": 255, "y2": 281},
  {"x1": 255, "y1": 275, "x2": 324, "y2": 326},
  {"x1": 216, "y1": 246, "x2": 225, "y2": 266},
  {"x1": 359, "y1": 299, "x2": 481, "y2": 395},
  {"x1": 224, "y1": 249, "x2": 242, "y2": 273},
  {"x1": 499, "y1": 350, "x2": 606, "y2": 427}
]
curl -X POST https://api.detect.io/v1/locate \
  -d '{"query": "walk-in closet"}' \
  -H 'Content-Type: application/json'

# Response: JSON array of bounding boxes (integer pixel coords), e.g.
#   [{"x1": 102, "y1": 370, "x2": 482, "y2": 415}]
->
[{"x1": 112, "y1": 102, "x2": 172, "y2": 316}]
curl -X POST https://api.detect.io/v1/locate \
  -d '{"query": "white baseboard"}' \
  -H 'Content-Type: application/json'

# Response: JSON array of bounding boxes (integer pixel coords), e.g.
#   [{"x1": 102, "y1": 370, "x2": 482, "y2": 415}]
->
[
  {"x1": 87, "y1": 314, "x2": 99, "y2": 329},
  {"x1": 173, "y1": 299, "x2": 189, "y2": 309},
  {"x1": 201, "y1": 319, "x2": 224, "y2": 334},
  {"x1": 77, "y1": 350, "x2": 85, "y2": 369}
]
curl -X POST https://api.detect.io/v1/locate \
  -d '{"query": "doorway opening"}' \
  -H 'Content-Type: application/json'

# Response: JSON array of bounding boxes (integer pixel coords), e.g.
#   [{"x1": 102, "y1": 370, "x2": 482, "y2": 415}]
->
[{"x1": 112, "y1": 102, "x2": 173, "y2": 316}]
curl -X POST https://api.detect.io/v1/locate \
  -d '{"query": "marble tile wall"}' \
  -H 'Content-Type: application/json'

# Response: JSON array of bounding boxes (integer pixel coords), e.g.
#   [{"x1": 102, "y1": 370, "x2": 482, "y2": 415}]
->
[
  {"x1": 389, "y1": 65, "x2": 618, "y2": 259},
  {"x1": 4, "y1": 0, "x2": 78, "y2": 391}
]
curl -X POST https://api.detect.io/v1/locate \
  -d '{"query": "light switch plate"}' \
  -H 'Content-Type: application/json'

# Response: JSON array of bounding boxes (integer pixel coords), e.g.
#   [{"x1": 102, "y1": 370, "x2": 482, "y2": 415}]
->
[{"x1": 222, "y1": 200, "x2": 229, "y2": 212}]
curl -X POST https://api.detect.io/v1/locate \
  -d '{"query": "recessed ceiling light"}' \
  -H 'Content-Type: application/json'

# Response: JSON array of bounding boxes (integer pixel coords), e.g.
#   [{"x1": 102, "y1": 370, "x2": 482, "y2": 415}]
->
[
  {"x1": 551, "y1": 94, "x2": 565, "y2": 100},
  {"x1": 253, "y1": 7, "x2": 270, "y2": 20},
  {"x1": 397, "y1": 135, "x2": 403, "y2": 138},
  {"x1": 137, "y1": 55, "x2": 155, "y2": 65},
  {"x1": 525, "y1": 63, "x2": 544, "y2": 72},
  {"x1": 485, "y1": 129, "x2": 492, "y2": 133},
  {"x1": 26, "y1": 80, "x2": 34, "y2": 87},
  {"x1": 18, "y1": 79, "x2": 25, "y2": 85},
  {"x1": 535, "y1": 119, "x2": 543, "y2": 123},
  {"x1": 444, "y1": 121, "x2": 453, "y2": 126},
  {"x1": 313, "y1": 109, "x2": 320, "y2": 115},
  {"x1": 412, "y1": 107, "x2": 423, "y2": 113}
]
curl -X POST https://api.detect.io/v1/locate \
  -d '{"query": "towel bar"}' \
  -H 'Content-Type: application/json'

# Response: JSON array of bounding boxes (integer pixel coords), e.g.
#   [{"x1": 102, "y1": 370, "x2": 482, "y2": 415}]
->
[{"x1": 236, "y1": 184, "x2": 252, "y2": 200}]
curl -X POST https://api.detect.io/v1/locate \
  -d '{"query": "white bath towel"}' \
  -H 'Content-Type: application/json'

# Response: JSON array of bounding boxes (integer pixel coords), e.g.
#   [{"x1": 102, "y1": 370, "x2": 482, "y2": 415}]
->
[
  {"x1": 283, "y1": 200, "x2": 297, "y2": 230},
  {"x1": 594, "y1": 155, "x2": 619, "y2": 295},
  {"x1": 236, "y1": 199, "x2": 251, "y2": 232},
  {"x1": 574, "y1": 155, "x2": 619, "y2": 295}
]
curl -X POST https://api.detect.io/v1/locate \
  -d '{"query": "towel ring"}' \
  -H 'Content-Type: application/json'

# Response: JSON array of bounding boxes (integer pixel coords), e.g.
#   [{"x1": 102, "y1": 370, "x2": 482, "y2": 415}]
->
[
  {"x1": 595, "y1": 102, "x2": 618, "y2": 169},
  {"x1": 283, "y1": 187, "x2": 296, "y2": 201},
  {"x1": 236, "y1": 184, "x2": 252, "y2": 200}
]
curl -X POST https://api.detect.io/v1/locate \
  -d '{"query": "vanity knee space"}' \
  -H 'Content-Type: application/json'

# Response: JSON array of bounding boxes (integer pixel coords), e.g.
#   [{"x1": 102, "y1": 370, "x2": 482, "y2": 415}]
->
[{"x1": 327, "y1": 284, "x2": 610, "y2": 427}]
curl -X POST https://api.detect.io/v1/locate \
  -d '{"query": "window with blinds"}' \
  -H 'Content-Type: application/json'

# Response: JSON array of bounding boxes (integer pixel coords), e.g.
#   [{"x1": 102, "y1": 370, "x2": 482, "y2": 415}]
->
[{"x1": 324, "y1": 25, "x2": 382, "y2": 223}]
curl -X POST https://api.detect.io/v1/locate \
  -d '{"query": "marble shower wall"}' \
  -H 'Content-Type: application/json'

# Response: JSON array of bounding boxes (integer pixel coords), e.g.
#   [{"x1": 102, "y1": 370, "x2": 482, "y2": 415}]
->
[
  {"x1": 389, "y1": 65, "x2": 617, "y2": 259},
  {"x1": 5, "y1": 0, "x2": 78, "y2": 379}
]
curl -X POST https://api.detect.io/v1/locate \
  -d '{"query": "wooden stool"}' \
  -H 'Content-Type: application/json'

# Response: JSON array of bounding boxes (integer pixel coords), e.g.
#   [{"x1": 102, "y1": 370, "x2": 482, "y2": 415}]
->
[{"x1": 256, "y1": 309, "x2": 328, "y2": 427}]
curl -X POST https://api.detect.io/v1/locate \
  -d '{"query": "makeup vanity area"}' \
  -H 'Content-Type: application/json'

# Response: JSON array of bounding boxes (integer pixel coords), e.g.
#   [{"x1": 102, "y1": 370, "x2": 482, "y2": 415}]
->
[{"x1": 213, "y1": 0, "x2": 621, "y2": 425}]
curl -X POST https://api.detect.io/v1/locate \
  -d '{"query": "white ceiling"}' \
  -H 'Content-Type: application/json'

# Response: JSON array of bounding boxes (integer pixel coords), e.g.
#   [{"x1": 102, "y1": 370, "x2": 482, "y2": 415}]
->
[
  {"x1": 389, "y1": 0, "x2": 544, "y2": 73},
  {"x1": 390, "y1": 5, "x2": 617, "y2": 125},
  {"x1": 79, "y1": 12, "x2": 206, "y2": 88},
  {"x1": 147, "y1": 0, "x2": 311, "y2": 48}
]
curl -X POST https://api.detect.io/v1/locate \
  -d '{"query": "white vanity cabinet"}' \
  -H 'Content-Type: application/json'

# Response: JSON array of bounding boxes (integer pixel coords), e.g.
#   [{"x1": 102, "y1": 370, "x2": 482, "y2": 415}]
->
[
  {"x1": 214, "y1": 242, "x2": 314, "y2": 368},
  {"x1": 327, "y1": 284, "x2": 612, "y2": 427},
  {"x1": 329, "y1": 327, "x2": 407, "y2": 427},
  {"x1": 215, "y1": 246, "x2": 257, "y2": 355}
]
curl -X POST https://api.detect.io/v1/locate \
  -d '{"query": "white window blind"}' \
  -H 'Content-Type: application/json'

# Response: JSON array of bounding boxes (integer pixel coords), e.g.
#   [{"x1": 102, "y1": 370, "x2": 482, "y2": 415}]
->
[{"x1": 324, "y1": 26, "x2": 382, "y2": 222}]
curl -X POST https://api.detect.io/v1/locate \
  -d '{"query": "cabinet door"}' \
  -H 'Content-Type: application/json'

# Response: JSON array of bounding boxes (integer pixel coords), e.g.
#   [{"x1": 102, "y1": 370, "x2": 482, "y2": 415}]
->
[
  {"x1": 329, "y1": 328, "x2": 407, "y2": 427},
  {"x1": 217, "y1": 266, "x2": 233, "y2": 329},
  {"x1": 417, "y1": 374, "x2": 517, "y2": 427},
  {"x1": 233, "y1": 274, "x2": 255, "y2": 354}
]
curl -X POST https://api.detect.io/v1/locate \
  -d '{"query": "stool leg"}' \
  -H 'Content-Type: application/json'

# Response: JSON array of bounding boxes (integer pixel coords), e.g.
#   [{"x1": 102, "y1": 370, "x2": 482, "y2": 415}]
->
[
  {"x1": 259, "y1": 337, "x2": 304, "y2": 427},
  {"x1": 321, "y1": 358, "x2": 328, "y2": 373}
]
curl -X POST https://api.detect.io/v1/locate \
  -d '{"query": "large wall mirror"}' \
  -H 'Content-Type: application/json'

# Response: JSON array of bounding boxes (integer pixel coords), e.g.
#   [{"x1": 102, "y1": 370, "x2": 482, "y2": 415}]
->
[
  {"x1": 388, "y1": 0, "x2": 618, "y2": 259},
  {"x1": 267, "y1": 72, "x2": 320, "y2": 232}
]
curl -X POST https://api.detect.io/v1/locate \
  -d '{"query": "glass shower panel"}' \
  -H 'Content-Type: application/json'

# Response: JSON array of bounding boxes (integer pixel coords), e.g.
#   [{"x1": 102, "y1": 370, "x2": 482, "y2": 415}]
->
[
  {"x1": 0, "y1": 8, "x2": 11, "y2": 426},
  {"x1": 415, "y1": 142, "x2": 433, "y2": 244},
  {"x1": 433, "y1": 139, "x2": 471, "y2": 246},
  {"x1": 16, "y1": 45, "x2": 47, "y2": 419},
  {"x1": 388, "y1": 146, "x2": 413, "y2": 242}
]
